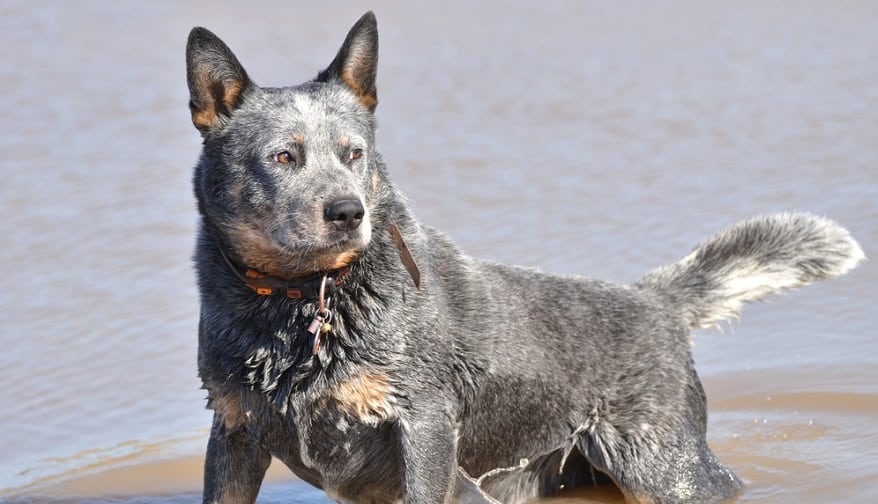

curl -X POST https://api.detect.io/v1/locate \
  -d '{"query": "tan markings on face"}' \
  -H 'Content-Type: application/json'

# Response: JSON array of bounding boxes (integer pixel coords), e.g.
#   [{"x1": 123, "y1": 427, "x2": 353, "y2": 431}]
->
[
  {"x1": 231, "y1": 223, "x2": 362, "y2": 279},
  {"x1": 293, "y1": 133, "x2": 305, "y2": 144},
  {"x1": 339, "y1": 136, "x2": 350, "y2": 148},
  {"x1": 317, "y1": 250, "x2": 360, "y2": 271},
  {"x1": 230, "y1": 224, "x2": 290, "y2": 277},
  {"x1": 332, "y1": 372, "x2": 397, "y2": 424}
]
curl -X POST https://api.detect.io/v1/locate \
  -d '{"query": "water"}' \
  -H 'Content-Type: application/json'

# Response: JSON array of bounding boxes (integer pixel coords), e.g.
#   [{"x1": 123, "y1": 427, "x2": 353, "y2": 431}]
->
[{"x1": 1, "y1": 1, "x2": 876, "y2": 502}]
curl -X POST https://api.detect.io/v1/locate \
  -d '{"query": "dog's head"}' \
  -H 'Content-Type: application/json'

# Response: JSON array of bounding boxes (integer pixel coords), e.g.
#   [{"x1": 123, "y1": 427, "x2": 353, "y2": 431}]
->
[{"x1": 187, "y1": 13, "x2": 380, "y2": 279}]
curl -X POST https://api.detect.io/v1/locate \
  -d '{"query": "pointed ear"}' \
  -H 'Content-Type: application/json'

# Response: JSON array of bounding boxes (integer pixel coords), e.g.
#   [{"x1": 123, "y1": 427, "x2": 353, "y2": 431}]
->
[
  {"x1": 186, "y1": 27, "x2": 252, "y2": 135},
  {"x1": 317, "y1": 12, "x2": 379, "y2": 112}
]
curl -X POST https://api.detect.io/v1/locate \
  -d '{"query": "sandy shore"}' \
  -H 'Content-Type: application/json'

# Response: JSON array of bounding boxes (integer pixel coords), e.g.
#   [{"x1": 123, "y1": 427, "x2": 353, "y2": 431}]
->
[{"x1": 25, "y1": 455, "x2": 297, "y2": 498}]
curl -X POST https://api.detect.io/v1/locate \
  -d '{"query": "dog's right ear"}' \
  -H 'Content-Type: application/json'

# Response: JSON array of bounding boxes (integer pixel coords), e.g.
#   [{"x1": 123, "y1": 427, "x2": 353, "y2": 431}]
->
[{"x1": 186, "y1": 27, "x2": 252, "y2": 135}]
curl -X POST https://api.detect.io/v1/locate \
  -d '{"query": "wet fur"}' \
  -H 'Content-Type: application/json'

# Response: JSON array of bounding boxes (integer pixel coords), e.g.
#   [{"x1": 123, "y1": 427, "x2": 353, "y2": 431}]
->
[{"x1": 187, "y1": 13, "x2": 864, "y2": 504}]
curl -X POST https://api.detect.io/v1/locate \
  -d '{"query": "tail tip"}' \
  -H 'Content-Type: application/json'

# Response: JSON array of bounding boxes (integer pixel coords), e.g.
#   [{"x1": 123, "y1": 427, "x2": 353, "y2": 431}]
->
[{"x1": 794, "y1": 212, "x2": 865, "y2": 277}]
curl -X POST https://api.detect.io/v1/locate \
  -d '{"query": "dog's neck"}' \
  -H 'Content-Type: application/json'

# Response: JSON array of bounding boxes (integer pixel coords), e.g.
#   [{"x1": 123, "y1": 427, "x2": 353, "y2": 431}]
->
[
  {"x1": 217, "y1": 246, "x2": 351, "y2": 301},
  {"x1": 215, "y1": 221, "x2": 420, "y2": 301}
]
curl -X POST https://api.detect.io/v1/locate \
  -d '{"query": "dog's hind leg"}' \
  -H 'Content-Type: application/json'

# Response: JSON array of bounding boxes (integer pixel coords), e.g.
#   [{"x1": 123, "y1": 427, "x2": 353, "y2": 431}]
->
[
  {"x1": 574, "y1": 380, "x2": 742, "y2": 504},
  {"x1": 579, "y1": 429, "x2": 741, "y2": 504},
  {"x1": 576, "y1": 370, "x2": 742, "y2": 504}
]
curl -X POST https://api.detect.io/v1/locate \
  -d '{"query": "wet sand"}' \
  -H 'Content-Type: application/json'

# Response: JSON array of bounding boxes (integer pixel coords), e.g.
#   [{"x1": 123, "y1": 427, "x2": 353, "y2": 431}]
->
[
  {"x1": 2, "y1": 1, "x2": 876, "y2": 502},
  {"x1": 33, "y1": 456, "x2": 294, "y2": 498}
]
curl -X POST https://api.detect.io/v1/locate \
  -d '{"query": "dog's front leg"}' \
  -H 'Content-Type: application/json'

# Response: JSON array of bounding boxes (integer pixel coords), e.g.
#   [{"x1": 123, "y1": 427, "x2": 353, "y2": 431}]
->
[
  {"x1": 399, "y1": 410, "x2": 459, "y2": 504},
  {"x1": 203, "y1": 413, "x2": 271, "y2": 504}
]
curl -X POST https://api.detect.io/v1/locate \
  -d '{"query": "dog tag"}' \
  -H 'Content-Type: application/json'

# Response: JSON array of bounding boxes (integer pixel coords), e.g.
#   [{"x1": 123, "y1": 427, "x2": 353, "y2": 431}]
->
[
  {"x1": 309, "y1": 316, "x2": 324, "y2": 354},
  {"x1": 307, "y1": 315, "x2": 324, "y2": 335},
  {"x1": 308, "y1": 309, "x2": 332, "y2": 354},
  {"x1": 308, "y1": 309, "x2": 332, "y2": 355},
  {"x1": 312, "y1": 332, "x2": 324, "y2": 354}
]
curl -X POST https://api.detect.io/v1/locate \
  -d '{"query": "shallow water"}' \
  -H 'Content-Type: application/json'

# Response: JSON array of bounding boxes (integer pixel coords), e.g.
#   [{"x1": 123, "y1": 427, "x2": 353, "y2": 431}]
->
[{"x1": 1, "y1": 1, "x2": 876, "y2": 502}]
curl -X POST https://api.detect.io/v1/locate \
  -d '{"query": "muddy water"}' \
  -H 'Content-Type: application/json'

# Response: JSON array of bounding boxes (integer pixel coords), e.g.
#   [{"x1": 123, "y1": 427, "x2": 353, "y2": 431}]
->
[{"x1": 1, "y1": 1, "x2": 876, "y2": 502}]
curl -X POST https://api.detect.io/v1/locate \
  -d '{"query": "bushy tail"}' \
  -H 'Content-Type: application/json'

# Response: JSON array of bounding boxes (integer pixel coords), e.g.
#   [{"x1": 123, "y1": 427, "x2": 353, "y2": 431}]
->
[{"x1": 636, "y1": 213, "x2": 865, "y2": 329}]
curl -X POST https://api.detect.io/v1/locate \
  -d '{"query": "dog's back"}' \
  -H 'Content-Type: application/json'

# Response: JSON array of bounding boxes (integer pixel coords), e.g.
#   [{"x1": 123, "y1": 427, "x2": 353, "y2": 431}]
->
[{"x1": 447, "y1": 213, "x2": 863, "y2": 502}]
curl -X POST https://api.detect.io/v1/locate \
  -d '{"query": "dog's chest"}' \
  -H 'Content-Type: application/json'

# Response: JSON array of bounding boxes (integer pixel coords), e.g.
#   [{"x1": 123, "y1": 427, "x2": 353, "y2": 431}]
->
[{"x1": 215, "y1": 370, "x2": 405, "y2": 497}]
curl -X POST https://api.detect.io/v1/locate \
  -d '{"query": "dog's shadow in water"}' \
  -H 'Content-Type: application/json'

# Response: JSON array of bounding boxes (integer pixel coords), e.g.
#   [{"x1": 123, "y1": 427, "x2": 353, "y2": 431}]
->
[{"x1": 540, "y1": 486, "x2": 627, "y2": 504}]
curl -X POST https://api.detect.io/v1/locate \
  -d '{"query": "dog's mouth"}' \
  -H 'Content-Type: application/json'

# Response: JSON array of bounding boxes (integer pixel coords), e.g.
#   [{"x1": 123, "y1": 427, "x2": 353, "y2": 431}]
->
[{"x1": 228, "y1": 223, "x2": 368, "y2": 280}]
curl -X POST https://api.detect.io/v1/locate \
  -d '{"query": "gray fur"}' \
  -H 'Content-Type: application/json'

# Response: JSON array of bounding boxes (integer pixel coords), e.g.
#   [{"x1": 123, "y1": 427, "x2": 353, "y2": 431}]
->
[
  {"x1": 638, "y1": 213, "x2": 865, "y2": 329},
  {"x1": 186, "y1": 13, "x2": 864, "y2": 504}
]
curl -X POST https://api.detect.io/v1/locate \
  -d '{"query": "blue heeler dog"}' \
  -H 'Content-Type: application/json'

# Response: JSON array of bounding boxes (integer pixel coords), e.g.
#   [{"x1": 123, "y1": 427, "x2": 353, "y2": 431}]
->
[{"x1": 186, "y1": 12, "x2": 864, "y2": 504}]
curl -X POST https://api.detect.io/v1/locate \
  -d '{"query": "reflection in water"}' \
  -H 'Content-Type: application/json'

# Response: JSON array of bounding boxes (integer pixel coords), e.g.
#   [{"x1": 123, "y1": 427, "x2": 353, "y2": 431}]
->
[{"x1": 1, "y1": 1, "x2": 876, "y2": 503}]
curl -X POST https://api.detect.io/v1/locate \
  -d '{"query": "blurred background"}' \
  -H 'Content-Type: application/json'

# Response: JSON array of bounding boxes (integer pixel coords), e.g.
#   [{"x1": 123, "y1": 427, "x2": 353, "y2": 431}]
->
[{"x1": 1, "y1": 1, "x2": 875, "y2": 502}]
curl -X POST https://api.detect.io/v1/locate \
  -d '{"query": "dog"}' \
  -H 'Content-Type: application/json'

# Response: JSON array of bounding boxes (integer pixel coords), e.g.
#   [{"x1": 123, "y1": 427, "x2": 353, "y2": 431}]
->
[{"x1": 186, "y1": 12, "x2": 864, "y2": 504}]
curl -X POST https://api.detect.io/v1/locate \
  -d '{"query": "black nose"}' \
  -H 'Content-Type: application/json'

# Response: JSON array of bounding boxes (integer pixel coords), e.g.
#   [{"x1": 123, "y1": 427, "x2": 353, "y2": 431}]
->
[{"x1": 324, "y1": 199, "x2": 365, "y2": 231}]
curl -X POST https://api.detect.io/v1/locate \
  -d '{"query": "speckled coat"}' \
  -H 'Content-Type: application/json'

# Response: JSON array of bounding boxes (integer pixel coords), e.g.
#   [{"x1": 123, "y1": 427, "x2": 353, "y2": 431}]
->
[{"x1": 187, "y1": 12, "x2": 863, "y2": 504}]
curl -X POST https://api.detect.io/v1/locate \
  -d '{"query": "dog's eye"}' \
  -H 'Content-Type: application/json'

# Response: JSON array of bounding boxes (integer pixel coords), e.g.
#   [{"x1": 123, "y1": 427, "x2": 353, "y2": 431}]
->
[
  {"x1": 349, "y1": 148, "x2": 363, "y2": 162},
  {"x1": 275, "y1": 151, "x2": 295, "y2": 164}
]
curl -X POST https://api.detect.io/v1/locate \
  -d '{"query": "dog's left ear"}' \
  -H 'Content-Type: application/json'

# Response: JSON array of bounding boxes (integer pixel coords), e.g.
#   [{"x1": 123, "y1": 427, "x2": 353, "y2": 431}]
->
[
  {"x1": 317, "y1": 12, "x2": 379, "y2": 112},
  {"x1": 186, "y1": 27, "x2": 252, "y2": 135}
]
